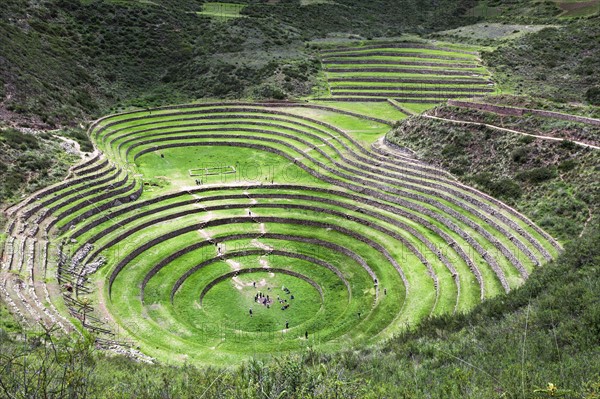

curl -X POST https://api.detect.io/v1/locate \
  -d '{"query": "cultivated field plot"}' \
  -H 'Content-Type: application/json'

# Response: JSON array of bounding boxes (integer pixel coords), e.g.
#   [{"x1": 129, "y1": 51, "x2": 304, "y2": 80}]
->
[
  {"x1": 0, "y1": 102, "x2": 561, "y2": 365},
  {"x1": 198, "y1": 2, "x2": 246, "y2": 20},
  {"x1": 319, "y1": 42, "x2": 497, "y2": 104}
]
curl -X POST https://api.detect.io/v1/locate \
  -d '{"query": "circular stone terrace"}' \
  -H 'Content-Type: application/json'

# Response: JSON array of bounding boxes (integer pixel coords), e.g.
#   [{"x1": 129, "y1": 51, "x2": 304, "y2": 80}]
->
[{"x1": 0, "y1": 101, "x2": 561, "y2": 365}]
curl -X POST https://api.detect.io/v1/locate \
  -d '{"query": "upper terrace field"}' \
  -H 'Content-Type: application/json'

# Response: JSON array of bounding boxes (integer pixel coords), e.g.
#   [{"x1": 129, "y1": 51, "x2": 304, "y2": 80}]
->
[
  {"x1": 317, "y1": 42, "x2": 498, "y2": 105},
  {"x1": 198, "y1": 2, "x2": 246, "y2": 20}
]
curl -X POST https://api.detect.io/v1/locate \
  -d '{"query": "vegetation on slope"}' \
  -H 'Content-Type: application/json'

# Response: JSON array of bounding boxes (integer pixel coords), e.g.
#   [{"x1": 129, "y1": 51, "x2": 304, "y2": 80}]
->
[
  {"x1": 0, "y1": 128, "x2": 80, "y2": 209},
  {"x1": 0, "y1": 0, "x2": 320, "y2": 127},
  {"x1": 483, "y1": 15, "x2": 600, "y2": 104},
  {"x1": 315, "y1": 41, "x2": 495, "y2": 104},
  {"x1": 0, "y1": 0, "x2": 488, "y2": 129},
  {"x1": 471, "y1": 0, "x2": 563, "y2": 21},
  {"x1": 479, "y1": 0, "x2": 600, "y2": 21},
  {"x1": 473, "y1": 95, "x2": 600, "y2": 119},
  {"x1": 387, "y1": 108, "x2": 599, "y2": 241},
  {"x1": 2, "y1": 0, "x2": 596, "y2": 128},
  {"x1": 245, "y1": 0, "x2": 479, "y2": 38}
]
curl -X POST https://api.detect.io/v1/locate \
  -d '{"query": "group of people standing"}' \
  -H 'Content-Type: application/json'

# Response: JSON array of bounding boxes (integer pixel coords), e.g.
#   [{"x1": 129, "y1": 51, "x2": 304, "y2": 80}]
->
[
  {"x1": 254, "y1": 291, "x2": 272, "y2": 308},
  {"x1": 246, "y1": 283, "x2": 313, "y2": 338},
  {"x1": 248, "y1": 284, "x2": 298, "y2": 332}
]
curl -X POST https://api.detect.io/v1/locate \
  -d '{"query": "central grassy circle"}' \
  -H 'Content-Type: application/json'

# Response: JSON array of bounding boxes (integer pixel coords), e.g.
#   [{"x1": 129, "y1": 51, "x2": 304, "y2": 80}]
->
[{"x1": 201, "y1": 272, "x2": 323, "y2": 333}]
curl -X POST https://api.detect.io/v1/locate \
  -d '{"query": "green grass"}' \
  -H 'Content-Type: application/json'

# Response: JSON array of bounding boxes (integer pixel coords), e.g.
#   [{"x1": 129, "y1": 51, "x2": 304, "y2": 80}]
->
[
  {"x1": 103, "y1": 217, "x2": 406, "y2": 364},
  {"x1": 281, "y1": 105, "x2": 394, "y2": 144},
  {"x1": 76, "y1": 183, "x2": 498, "y2": 302},
  {"x1": 136, "y1": 146, "x2": 316, "y2": 193},
  {"x1": 328, "y1": 81, "x2": 492, "y2": 88},
  {"x1": 393, "y1": 103, "x2": 440, "y2": 113},
  {"x1": 1, "y1": 0, "x2": 598, "y2": 396},
  {"x1": 198, "y1": 2, "x2": 246, "y2": 20},
  {"x1": 330, "y1": 89, "x2": 491, "y2": 96},
  {"x1": 323, "y1": 64, "x2": 489, "y2": 74},
  {"x1": 95, "y1": 104, "x2": 552, "y2": 244},
  {"x1": 325, "y1": 71, "x2": 489, "y2": 79},
  {"x1": 1, "y1": 223, "x2": 598, "y2": 397},
  {"x1": 309, "y1": 101, "x2": 409, "y2": 121},
  {"x1": 188, "y1": 266, "x2": 325, "y2": 330},
  {"x1": 322, "y1": 55, "x2": 480, "y2": 64},
  {"x1": 95, "y1": 108, "x2": 552, "y2": 252},
  {"x1": 300, "y1": 0, "x2": 335, "y2": 5},
  {"x1": 322, "y1": 47, "x2": 479, "y2": 60}
]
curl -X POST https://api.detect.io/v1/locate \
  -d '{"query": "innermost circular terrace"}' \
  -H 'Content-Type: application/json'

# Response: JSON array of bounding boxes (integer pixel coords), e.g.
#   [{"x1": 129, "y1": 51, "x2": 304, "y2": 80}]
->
[{"x1": 200, "y1": 269, "x2": 324, "y2": 334}]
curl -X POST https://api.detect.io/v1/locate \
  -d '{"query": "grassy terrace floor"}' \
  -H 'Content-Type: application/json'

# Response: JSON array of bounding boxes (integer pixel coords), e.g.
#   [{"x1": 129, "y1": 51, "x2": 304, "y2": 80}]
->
[
  {"x1": 198, "y1": 2, "x2": 246, "y2": 21},
  {"x1": 1, "y1": 101, "x2": 560, "y2": 366}
]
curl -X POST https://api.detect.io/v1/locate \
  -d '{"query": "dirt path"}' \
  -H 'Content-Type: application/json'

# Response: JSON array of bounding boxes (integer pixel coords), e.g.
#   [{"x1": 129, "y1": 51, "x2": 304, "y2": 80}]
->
[
  {"x1": 375, "y1": 136, "x2": 418, "y2": 157},
  {"x1": 580, "y1": 206, "x2": 594, "y2": 238},
  {"x1": 53, "y1": 135, "x2": 88, "y2": 160},
  {"x1": 423, "y1": 114, "x2": 600, "y2": 150},
  {"x1": 252, "y1": 239, "x2": 273, "y2": 251}
]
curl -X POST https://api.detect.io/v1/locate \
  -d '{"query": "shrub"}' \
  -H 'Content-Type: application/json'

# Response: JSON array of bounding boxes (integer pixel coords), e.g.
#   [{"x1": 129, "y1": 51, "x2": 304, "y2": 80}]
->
[
  {"x1": 2, "y1": 169, "x2": 25, "y2": 193},
  {"x1": 494, "y1": 178, "x2": 522, "y2": 199},
  {"x1": 449, "y1": 166, "x2": 465, "y2": 176},
  {"x1": 518, "y1": 135, "x2": 535, "y2": 144},
  {"x1": 560, "y1": 140, "x2": 577, "y2": 150},
  {"x1": 511, "y1": 146, "x2": 529, "y2": 163},
  {"x1": 470, "y1": 173, "x2": 522, "y2": 200},
  {"x1": 0, "y1": 129, "x2": 39, "y2": 150},
  {"x1": 558, "y1": 159, "x2": 577, "y2": 172},
  {"x1": 441, "y1": 144, "x2": 464, "y2": 157},
  {"x1": 17, "y1": 154, "x2": 52, "y2": 171},
  {"x1": 516, "y1": 166, "x2": 556, "y2": 183},
  {"x1": 586, "y1": 86, "x2": 600, "y2": 105},
  {"x1": 252, "y1": 83, "x2": 286, "y2": 100}
]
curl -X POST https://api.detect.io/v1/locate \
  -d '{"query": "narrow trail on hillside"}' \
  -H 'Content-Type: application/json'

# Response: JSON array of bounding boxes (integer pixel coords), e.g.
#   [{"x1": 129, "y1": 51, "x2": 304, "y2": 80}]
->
[{"x1": 422, "y1": 114, "x2": 600, "y2": 150}]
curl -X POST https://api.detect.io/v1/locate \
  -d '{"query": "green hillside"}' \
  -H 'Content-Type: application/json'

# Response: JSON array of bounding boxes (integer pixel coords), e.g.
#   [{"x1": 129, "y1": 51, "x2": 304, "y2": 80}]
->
[
  {"x1": 0, "y1": 0, "x2": 481, "y2": 128},
  {"x1": 484, "y1": 15, "x2": 600, "y2": 103}
]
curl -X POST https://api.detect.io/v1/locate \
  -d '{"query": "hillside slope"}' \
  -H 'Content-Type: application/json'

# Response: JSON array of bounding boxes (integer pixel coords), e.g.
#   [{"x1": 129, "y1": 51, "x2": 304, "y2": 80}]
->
[
  {"x1": 483, "y1": 15, "x2": 600, "y2": 104},
  {"x1": 387, "y1": 103, "x2": 599, "y2": 241},
  {"x1": 0, "y1": 0, "x2": 318, "y2": 127},
  {"x1": 0, "y1": 128, "x2": 82, "y2": 209},
  {"x1": 0, "y1": 0, "x2": 492, "y2": 128}
]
